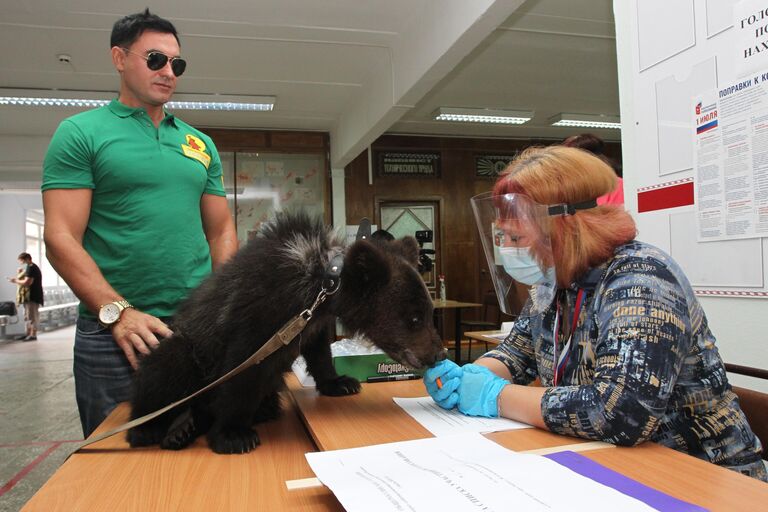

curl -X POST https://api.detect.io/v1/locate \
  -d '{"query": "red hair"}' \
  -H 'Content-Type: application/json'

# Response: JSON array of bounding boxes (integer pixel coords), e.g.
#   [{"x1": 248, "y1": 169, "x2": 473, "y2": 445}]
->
[{"x1": 493, "y1": 146, "x2": 636, "y2": 286}]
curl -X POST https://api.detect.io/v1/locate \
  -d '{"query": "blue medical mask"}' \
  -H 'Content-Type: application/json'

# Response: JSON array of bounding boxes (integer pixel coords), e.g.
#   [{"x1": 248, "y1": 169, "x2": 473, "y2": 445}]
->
[{"x1": 497, "y1": 246, "x2": 553, "y2": 285}]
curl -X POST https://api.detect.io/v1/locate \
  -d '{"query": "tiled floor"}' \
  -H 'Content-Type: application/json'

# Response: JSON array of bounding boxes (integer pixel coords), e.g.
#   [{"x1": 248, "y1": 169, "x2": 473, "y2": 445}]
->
[{"x1": 0, "y1": 326, "x2": 81, "y2": 512}]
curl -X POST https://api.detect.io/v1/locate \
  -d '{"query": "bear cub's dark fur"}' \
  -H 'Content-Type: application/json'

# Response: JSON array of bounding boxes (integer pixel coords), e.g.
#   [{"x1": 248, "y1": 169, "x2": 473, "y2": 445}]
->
[{"x1": 127, "y1": 211, "x2": 445, "y2": 454}]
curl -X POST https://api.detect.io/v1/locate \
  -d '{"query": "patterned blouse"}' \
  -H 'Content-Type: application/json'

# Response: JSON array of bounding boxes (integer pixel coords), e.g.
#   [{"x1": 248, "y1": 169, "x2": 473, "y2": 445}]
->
[{"x1": 485, "y1": 240, "x2": 767, "y2": 481}]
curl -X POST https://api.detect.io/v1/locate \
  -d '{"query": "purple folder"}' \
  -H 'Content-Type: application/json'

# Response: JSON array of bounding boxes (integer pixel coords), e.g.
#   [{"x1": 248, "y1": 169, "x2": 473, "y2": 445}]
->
[{"x1": 544, "y1": 451, "x2": 708, "y2": 512}]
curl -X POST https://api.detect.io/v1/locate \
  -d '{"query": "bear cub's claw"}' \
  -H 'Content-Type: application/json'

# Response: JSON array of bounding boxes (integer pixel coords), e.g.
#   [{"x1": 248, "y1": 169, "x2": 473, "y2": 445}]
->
[
  {"x1": 127, "y1": 423, "x2": 166, "y2": 447},
  {"x1": 317, "y1": 375, "x2": 361, "y2": 396},
  {"x1": 208, "y1": 427, "x2": 261, "y2": 454},
  {"x1": 161, "y1": 409, "x2": 199, "y2": 450}
]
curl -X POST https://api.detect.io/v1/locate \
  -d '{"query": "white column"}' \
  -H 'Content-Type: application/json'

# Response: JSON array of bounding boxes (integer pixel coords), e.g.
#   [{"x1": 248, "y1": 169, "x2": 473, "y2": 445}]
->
[{"x1": 331, "y1": 167, "x2": 346, "y2": 231}]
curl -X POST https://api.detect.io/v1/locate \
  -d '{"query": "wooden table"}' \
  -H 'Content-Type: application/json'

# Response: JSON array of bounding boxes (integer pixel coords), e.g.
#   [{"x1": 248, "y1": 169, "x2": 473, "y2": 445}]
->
[
  {"x1": 432, "y1": 299, "x2": 481, "y2": 365},
  {"x1": 25, "y1": 373, "x2": 768, "y2": 511},
  {"x1": 287, "y1": 374, "x2": 768, "y2": 511},
  {"x1": 464, "y1": 329, "x2": 508, "y2": 346},
  {"x1": 22, "y1": 393, "x2": 342, "y2": 511}
]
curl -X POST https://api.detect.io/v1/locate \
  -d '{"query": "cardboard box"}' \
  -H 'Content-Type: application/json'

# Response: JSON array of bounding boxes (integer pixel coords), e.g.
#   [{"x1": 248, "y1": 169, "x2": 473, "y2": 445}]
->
[
  {"x1": 332, "y1": 353, "x2": 419, "y2": 382},
  {"x1": 292, "y1": 339, "x2": 421, "y2": 387}
]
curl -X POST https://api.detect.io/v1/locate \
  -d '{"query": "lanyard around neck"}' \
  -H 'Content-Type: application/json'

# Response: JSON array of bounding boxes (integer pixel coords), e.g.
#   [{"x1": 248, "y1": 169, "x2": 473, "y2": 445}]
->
[{"x1": 552, "y1": 288, "x2": 586, "y2": 386}]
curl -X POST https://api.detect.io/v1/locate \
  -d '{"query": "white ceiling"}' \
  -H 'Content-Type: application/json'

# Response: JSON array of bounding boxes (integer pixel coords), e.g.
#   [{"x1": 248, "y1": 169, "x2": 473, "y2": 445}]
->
[{"x1": 0, "y1": 0, "x2": 619, "y2": 168}]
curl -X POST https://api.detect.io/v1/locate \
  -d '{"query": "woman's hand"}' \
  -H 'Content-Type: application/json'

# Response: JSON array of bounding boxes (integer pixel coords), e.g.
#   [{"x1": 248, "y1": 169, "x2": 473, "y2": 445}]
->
[
  {"x1": 423, "y1": 359, "x2": 463, "y2": 409},
  {"x1": 457, "y1": 364, "x2": 509, "y2": 418}
]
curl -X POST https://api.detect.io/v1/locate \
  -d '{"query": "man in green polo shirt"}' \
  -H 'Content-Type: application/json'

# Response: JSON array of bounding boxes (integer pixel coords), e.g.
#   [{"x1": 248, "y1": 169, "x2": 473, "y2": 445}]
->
[{"x1": 41, "y1": 9, "x2": 238, "y2": 436}]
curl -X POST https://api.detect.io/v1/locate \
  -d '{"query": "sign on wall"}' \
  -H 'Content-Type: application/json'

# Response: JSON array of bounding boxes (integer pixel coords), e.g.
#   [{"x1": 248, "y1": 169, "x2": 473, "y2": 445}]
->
[
  {"x1": 376, "y1": 152, "x2": 440, "y2": 177},
  {"x1": 693, "y1": 68, "x2": 768, "y2": 242},
  {"x1": 475, "y1": 154, "x2": 516, "y2": 178},
  {"x1": 735, "y1": 0, "x2": 768, "y2": 77}
]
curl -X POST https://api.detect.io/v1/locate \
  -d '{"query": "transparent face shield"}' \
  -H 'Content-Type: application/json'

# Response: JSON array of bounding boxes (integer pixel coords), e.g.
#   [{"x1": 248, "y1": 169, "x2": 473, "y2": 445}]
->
[{"x1": 470, "y1": 192, "x2": 558, "y2": 317}]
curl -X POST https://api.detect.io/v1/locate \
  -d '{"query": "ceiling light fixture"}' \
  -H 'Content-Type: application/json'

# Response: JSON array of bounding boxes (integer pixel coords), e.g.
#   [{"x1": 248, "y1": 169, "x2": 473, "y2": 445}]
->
[
  {"x1": 169, "y1": 94, "x2": 275, "y2": 111},
  {"x1": 0, "y1": 97, "x2": 108, "y2": 108},
  {"x1": 434, "y1": 107, "x2": 533, "y2": 125},
  {"x1": 0, "y1": 90, "x2": 275, "y2": 112},
  {"x1": 549, "y1": 113, "x2": 621, "y2": 130}
]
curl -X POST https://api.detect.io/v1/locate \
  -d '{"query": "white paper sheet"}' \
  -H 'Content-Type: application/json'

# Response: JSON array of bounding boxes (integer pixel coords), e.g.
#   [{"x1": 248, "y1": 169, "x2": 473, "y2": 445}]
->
[
  {"x1": 393, "y1": 396, "x2": 531, "y2": 436},
  {"x1": 306, "y1": 433, "x2": 655, "y2": 512}
]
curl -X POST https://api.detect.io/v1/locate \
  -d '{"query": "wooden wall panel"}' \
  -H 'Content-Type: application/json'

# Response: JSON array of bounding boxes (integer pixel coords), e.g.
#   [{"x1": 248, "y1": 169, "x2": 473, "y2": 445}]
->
[
  {"x1": 203, "y1": 128, "x2": 329, "y2": 153},
  {"x1": 345, "y1": 134, "x2": 622, "y2": 321},
  {"x1": 203, "y1": 128, "x2": 268, "y2": 149}
]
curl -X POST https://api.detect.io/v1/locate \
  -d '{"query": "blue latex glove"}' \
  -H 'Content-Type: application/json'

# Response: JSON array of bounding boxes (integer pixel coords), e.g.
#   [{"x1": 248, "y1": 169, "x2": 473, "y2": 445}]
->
[
  {"x1": 457, "y1": 364, "x2": 509, "y2": 418},
  {"x1": 423, "y1": 359, "x2": 463, "y2": 409}
]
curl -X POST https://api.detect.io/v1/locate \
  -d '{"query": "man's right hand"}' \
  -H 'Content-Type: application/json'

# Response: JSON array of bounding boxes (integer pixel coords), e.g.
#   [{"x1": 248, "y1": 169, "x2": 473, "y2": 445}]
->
[{"x1": 111, "y1": 308, "x2": 174, "y2": 370}]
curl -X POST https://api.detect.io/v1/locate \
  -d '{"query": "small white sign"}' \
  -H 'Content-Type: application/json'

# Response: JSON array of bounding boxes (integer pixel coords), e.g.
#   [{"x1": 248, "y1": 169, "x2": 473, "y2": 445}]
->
[{"x1": 735, "y1": 0, "x2": 768, "y2": 76}]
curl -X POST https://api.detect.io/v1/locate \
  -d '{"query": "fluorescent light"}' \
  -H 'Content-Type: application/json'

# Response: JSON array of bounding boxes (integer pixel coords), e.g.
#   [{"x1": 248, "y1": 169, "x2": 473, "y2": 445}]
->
[
  {"x1": 549, "y1": 113, "x2": 621, "y2": 130},
  {"x1": 0, "y1": 90, "x2": 275, "y2": 112},
  {"x1": 0, "y1": 97, "x2": 109, "y2": 108},
  {"x1": 434, "y1": 107, "x2": 532, "y2": 125},
  {"x1": 168, "y1": 94, "x2": 275, "y2": 111},
  {"x1": 166, "y1": 100, "x2": 273, "y2": 111}
]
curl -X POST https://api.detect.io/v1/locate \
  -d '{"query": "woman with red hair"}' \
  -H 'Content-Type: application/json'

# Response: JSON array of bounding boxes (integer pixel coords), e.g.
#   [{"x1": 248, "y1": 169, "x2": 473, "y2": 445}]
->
[{"x1": 424, "y1": 146, "x2": 766, "y2": 481}]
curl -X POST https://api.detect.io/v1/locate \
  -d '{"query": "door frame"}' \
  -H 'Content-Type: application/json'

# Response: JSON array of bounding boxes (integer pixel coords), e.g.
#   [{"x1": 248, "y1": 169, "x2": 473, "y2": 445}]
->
[{"x1": 375, "y1": 196, "x2": 443, "y2": 292}]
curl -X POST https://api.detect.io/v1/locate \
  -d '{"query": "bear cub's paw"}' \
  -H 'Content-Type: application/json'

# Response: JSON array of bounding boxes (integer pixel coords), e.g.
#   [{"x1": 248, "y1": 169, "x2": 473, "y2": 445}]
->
[
  {"x1": 317, "y1": 375, "x2": 361, "y2": 396},
  {"x1": 160, "y1": 409, "x2": 199, "y2": 450},
  {"x1": 208, "y1": 427, "x2": 261, "y2": 454},
  {"x1": 126, "y1": 424, "x2": 166, "y2": 447}
]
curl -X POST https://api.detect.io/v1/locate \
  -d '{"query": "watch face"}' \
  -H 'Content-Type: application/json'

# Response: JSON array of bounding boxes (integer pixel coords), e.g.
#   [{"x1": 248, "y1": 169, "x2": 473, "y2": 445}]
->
[{"x1": 99, "y1": 303, "x2": 121, "y2": 324}]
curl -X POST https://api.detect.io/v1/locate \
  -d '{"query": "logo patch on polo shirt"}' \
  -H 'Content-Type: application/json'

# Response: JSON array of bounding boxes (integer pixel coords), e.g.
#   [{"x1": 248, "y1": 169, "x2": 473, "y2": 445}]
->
[{"x1": 181, "y1": 134, "x2": 211, "y2": 169}]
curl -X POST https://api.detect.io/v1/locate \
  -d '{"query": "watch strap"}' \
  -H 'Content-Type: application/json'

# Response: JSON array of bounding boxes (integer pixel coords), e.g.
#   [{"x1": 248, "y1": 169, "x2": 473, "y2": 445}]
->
[{"x1": 115, "y1": 300, "x2": 133, "y2": 311}]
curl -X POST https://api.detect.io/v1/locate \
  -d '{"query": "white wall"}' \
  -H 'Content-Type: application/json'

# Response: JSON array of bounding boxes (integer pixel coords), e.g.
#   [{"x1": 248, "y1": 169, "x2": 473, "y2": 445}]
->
[
  {"x1": 614, "y1": 0, "x2": 768, "y2": 392},
  {"x1": 0, "y1": 135, "x2": 49, "y2": 186}
]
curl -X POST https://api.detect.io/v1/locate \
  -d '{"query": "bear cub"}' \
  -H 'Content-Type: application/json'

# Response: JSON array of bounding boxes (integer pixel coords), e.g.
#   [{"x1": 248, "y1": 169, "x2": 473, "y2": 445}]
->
[{"x1": 127, "y1": 211, "x2": 445, "y2": 454}]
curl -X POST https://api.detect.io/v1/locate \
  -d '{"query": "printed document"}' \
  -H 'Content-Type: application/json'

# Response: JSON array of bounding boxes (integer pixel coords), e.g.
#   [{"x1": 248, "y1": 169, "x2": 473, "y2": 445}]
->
[
  {"x1": 306, "y1": 433, "x2": 655, "y2": 512},
  {"x1": 393, "y1": 396, "x2": 531, "y2": 436}
]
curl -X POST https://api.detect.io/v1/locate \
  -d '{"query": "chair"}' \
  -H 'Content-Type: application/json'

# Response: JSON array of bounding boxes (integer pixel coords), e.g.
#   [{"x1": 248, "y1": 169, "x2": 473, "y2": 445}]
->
[
  {"x1": 0, "y1": 301, "x2": 19, "y2": 340},
  {"x1": 458, "y1": 291, "x2": 503, "y2": 361},
  {"x1": 725, "y1": 363, "x2": 768, "y2": 461}
]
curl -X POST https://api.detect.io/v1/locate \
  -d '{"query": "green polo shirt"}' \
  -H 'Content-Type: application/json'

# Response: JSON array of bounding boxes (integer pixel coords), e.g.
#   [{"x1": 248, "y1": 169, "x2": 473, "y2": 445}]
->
[{"x1": 42, "y1": 99, "x2": 226, "y2": 318}]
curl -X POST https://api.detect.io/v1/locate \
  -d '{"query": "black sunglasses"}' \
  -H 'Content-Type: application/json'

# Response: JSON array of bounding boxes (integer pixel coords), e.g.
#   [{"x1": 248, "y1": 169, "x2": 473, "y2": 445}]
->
[{"x1": 121, "y1": 47, "x2": 187, "y2": 77}]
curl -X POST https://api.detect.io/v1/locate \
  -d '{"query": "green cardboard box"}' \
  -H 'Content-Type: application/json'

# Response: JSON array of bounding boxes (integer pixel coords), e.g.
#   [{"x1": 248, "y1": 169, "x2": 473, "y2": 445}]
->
[
  {"x1": 332, "y1": 353, "x2": 421, "y2": 381},
  {"x1": 291, "y1": 341, "x2": 422, "y2": 387}
]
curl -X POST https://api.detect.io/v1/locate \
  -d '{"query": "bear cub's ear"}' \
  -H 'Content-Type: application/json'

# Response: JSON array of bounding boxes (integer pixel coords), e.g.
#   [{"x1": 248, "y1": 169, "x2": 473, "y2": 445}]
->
[
  {"x1": 392, "y1": 236, "x2": 420, "y2": 269},
  {"x1": 342, "y1": 240, "x2": 391, "y2": 293}
]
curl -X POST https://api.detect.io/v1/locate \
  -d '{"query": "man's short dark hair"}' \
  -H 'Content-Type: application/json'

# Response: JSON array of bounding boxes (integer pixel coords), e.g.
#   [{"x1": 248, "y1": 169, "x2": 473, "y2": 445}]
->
[
  {"x1": 17, "y1": 252, "x2": 31, "y2": 261},
  {"x1": 110, "y1": 8, "x2": 180, "y2": 49}
]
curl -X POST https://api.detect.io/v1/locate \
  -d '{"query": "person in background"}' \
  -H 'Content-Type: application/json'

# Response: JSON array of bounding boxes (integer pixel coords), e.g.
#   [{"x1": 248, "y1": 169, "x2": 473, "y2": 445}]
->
[
  {"x1": 425, "y1": 146, "x2": 767, "y2": 481},
  {"x1": 41, "y1": 9, "x2": 238, "y2": 436},
  {"x1": 11, "y1": 266, "x2": 29, "y2": 308},
  {"x1": 561, "y1": 133, "x2": 624, "y2": 206},
  {"x1": 7, "y1": 253, "x2": 43, "y2": 341}
]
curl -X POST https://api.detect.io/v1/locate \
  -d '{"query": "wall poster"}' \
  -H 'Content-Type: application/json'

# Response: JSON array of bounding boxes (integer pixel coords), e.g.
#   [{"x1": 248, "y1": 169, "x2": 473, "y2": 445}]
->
[{"x1": 693, "y1": 67, "x2": 768, "y2": 241}]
